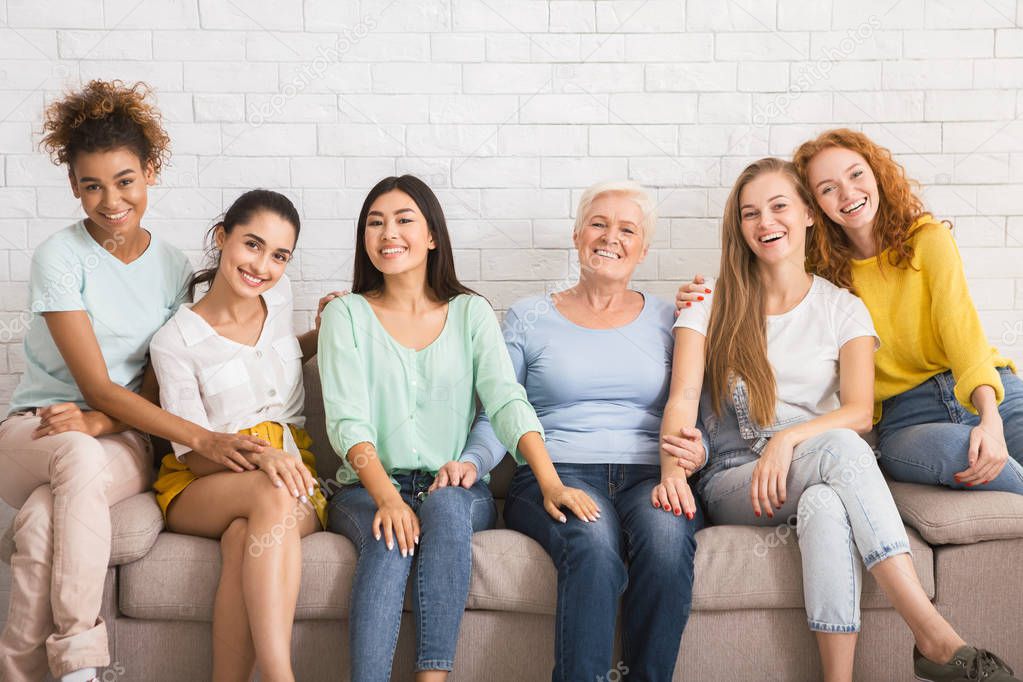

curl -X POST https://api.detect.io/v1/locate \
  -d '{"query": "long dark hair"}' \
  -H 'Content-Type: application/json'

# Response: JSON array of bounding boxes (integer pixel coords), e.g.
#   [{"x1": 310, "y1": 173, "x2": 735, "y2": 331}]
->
[
  {"x1": 353, "y1": 175, "x2": 476, "y2": 300},
  {"x1": 186, "y1": 189, "x2": 301, "y2": 300}
]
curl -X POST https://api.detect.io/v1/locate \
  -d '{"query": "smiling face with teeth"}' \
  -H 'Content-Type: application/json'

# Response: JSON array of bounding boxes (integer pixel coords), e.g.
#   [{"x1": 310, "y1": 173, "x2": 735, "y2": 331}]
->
[
  {"x1": 572, "y1": 192, "x2": 649, "y2": 282},
  {"x1": 738, "y1": 171, "x2": 814, "y2": 266},
  {"x1": 213, "y1": 209, "x2": 297, "y2": 300},
  {"x1": 69, "y1": 147, "x2": 156, "y2": 245},
  {"x1": 363, "y1": 189, "x2": 436, "y2": 279},
  {"x1": 806, "y1": 146, "x2": 880, "y2": 240}
]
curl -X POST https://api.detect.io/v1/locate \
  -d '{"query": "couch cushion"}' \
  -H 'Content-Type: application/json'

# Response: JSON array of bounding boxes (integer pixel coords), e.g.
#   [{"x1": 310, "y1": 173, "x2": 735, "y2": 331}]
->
[
  {"x1": 1, "y1": 491, "x2": 162, "y2": 567},
  {"x1": 690, "y1": 524, "x2": 933, "y2": 611},
  {"x1": 119, "y1": 521, "x2": 933, "y2": 621},
  {"x1": 889, "y1": 479, "x2": 1023, "y2": 545}
]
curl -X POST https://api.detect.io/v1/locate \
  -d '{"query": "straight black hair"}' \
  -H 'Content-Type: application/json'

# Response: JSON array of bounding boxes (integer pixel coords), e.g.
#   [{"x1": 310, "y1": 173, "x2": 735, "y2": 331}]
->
[
  {"x1": 352, "y1": 175, "x2": 477, "y2": 300},
  {"x1": 186, "y1": 189, "x2": 301, "y2": 300}
]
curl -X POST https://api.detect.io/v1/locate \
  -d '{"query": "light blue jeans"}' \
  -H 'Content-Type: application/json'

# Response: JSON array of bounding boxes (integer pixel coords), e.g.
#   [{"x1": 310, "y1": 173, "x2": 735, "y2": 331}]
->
[
  {"x1": 877, "y1": 367, "x2": 1023, "y2": 493},
  {"x1": 700, "y1": 427, "x2": 910, "y2": 633},
  {"x1": 327, "y1": 471, "x2": 497, "y2": 681}
]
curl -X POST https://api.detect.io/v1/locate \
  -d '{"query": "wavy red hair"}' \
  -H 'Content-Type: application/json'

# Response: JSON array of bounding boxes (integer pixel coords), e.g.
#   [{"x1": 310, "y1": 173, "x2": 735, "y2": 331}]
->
[{"x1": 792, "y1": 128, "x2": 928, "y2": 290}]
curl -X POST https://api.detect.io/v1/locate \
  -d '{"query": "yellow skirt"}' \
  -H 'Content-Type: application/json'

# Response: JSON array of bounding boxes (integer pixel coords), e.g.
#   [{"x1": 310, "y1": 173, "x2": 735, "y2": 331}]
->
[{"x1": 153, "y1": 421, "x2": 328, "y2": 528}]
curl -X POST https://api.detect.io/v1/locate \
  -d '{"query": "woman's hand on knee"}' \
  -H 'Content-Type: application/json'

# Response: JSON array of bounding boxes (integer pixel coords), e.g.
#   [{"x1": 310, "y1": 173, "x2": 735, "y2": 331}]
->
[
  {"x1": 32, "y1": 403, "x2": 105, "y2": 438},
  {"x1": 540, "y1": 483, "x2": 600, "y2": 524},
  {"x1": 750, "y1": 436, "x2": 795, "y2": 518},
  {"x1": 428, "y1": 460, "x2": 478, "y2": 492},
  {"x1": 250, "y1": 448, "x2": 316, "y2": 502},
  {"x1": 651, "y1": 476, "x2": 696, "y2": 520},
  {"x1": 957, "y1": 419, "x2": 1009, "y2": 486},
  {"x1": 372, "y1": 496, "x2": 420, "y2": 557}
]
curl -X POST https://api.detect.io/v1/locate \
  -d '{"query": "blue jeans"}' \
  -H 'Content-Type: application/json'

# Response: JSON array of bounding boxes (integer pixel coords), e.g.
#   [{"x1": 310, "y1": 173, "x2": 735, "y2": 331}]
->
[
  {"x1": 702, "y1": 428, "x2": 910, "y2": 633},
  {"x1": 327, "y1": 471, "x2": 497, "y2": 680},
  {"x1": 877, "y1": 367, "x2": 1023, "y2": 493},
  {"x1": 504, "y1": 463, "x2": 702, "y2": 682}
]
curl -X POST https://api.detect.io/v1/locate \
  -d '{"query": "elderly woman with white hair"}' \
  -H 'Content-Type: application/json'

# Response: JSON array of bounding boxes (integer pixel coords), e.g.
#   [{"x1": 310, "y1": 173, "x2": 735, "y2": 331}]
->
[{"x1": 433, "y1": 181, "x2": 704, "y2": 681}]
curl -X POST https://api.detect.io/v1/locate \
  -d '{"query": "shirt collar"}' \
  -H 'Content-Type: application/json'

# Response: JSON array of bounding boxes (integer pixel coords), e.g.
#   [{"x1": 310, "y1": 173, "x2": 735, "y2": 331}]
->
[{"x1": 174, "y1": 275, "x2": 291, "y2": 348}]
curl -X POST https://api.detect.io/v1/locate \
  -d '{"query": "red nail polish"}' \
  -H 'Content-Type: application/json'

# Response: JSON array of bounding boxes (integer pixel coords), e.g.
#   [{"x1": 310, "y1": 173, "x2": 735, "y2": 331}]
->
[
  {"x1": 967, "y1": 482, "x2": 974, "y2": 487},
  {"x1": 653, "y1": 502, "x2": 659, "y2": 508},
  {"x1": 704, "y1": 288, "x2": 711, "y2": 293},
  {"x1": 686, "y1": 511, "x2": 694, "y2": 520},
  {"x1": 674, "y1": 508, "x2": 681, "y2": 515},
  {"x1": 754, "y1": 510, "x2": 761, "y2": 517},
  {"x1": 697, "y1": 296, "x2": 704, "y2": 301},
  {"x1": 685, "y1": 302, "x2": 692, "y2": 307}
]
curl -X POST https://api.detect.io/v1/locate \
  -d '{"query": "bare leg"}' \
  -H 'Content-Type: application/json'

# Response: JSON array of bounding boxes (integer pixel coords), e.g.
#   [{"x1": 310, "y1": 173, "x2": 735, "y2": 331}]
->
[
  {"x1": 815, "y1": 632, "x2": 857, "y2": 682},
  {"x1": 870, "y1": 554, "x2": 964, "y2": 663},
  {"x1": 167, "y1": 471, "x2": 321, "y2": 682},
  {"x1": 212, "y1": 518, "x2": 256, "y2": 682},
  {"x1": 416, "y1": 671, "x2": 449, "y2": 682}
]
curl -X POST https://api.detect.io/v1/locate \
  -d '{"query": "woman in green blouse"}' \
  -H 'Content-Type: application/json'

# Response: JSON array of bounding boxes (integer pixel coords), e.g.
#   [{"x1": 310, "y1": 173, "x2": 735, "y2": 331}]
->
[{"x1": 319, "y1": 175, "x2": 599, "y2": 682}]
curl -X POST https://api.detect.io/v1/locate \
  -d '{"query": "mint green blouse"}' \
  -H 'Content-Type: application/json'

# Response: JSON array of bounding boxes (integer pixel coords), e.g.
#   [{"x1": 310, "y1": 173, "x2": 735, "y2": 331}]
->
[{"x1": 318, "y1": 293, "x2": 544, "y2": 487}]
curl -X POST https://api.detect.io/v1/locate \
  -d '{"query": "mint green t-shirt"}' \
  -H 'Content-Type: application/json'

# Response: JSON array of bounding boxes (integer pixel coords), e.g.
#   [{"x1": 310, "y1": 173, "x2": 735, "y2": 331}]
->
[
  {"x1": 7, "y1": 221, "x2": 193, "y2": 414},
  {"x1": 318, "y1": 293, "x2": 544, "y2": 487}
]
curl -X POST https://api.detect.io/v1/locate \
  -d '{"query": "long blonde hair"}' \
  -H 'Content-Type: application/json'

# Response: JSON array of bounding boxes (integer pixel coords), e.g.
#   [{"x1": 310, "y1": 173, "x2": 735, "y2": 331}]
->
[{"x1": 706, "y1": 157, "x2": 815, "y2": 426}]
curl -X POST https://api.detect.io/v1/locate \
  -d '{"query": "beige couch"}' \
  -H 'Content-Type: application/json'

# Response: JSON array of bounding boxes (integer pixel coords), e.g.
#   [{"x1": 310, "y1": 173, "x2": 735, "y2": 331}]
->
[{"x1": 4, "y1": 359, "x2": 1023, "y2": 681}]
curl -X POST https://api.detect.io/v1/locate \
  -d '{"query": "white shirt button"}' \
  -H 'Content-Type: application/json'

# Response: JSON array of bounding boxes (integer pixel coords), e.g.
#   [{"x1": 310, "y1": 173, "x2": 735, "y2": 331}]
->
[
  {"x1": 269, "y1": 389, "x2": 277, "y2": 397},
  {"x1": 256, "y1": 349, "x2": 263, "y2": 358}
]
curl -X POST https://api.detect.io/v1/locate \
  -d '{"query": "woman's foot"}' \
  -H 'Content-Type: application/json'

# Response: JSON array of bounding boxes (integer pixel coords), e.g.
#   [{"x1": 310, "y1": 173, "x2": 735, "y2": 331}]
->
[{"x1": 914, "y1": 645, "x2": 1019, "y2": 681}]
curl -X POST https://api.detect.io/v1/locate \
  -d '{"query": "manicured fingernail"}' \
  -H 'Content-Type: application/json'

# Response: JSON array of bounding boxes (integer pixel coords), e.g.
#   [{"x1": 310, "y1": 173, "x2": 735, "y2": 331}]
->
[
  {"x1": 653, "y1": 502, "x2": 660, "y2": 508},
  {"x1": 685, "y1": 302, "x2": 692, "y2": 307},
  {"x1": 410, "y1": 547, "x2": 415, "y2": 557},
  {"x1": 415, "y1": 535, "x2": 420, "y2": 544},
  {"x1": 387, "y1": 542, "x2": 393, "y2": 550},
  {"x1": 308, "y1": 487, "x2": 314, "y2": 496},
  {"x1": 767, "y1": 512, "x2": 774, "y2": 518},
  {"x1": 274, "y1": 481, "x2": 282, "y2": 488},
  {"x1": 375, "y1": 534, "x2": 381, "y2": 541},
  {"x1": 401, "y1": 549, "x2": 407, "y2": 558},
  {"x1": 674, "y1": 508, "x2": 681, "y2": 516},
  {"x1": 300, "y1": 495, "x2": 308, "y2": 504},
  {"x1": 687, "y1": 511, "x2": 694, "y2": 520},
  {"x1": 560, "y1": 516, "x2": 567, "y2": 523},
  {"x1": 292, "y1": 489, "x2": 299, "y2": 497},
  {"x1": 704, "y1": 288, "x2": 711, "y2": 293},
  {"x1": 754, "y1": 510, "x2": 761, "y2": 517},
  {"x1": 697, "y1": 296, "x2": 704, "y2": 301},
  {"x1": 967, "y1": 482, "x2": 974, "y2": 487}
]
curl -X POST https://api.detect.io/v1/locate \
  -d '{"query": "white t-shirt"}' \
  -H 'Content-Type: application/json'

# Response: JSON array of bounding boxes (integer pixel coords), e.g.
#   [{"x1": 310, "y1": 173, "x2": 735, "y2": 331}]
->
[
  {"x1": 149, "y1": 275, "x2": 306, "y2": 460},
  {"x1": 674, "y1": 275, "x2": 878, "y2": 434}
]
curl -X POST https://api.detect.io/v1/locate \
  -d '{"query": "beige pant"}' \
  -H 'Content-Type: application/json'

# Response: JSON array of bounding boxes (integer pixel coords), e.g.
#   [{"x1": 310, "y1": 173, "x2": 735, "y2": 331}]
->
[{"x1": 0, "y1": 413, "x2": 152, "y2": 681}]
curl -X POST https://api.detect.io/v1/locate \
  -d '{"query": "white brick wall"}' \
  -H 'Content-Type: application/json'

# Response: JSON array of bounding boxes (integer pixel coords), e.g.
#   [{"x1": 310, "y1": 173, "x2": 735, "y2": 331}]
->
[{"x1": 1, "y1": 0, "x2": 1023, "y2": 419}]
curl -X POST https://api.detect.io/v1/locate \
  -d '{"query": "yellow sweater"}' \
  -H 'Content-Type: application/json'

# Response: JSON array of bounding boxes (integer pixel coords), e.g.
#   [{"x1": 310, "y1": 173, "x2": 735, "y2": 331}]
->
[{"x1": 850, "y1": 215, "x2": 1015, "y2": 422}]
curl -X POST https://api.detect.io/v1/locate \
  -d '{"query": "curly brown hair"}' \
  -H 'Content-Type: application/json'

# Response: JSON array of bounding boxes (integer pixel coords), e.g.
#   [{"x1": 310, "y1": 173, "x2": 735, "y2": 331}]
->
[
  {"x1": 792, "y1": 128, "x2": 928, "y2": 290},
  {"x1": 40, "y1": 79, "x2": 170, "y2": 176}
]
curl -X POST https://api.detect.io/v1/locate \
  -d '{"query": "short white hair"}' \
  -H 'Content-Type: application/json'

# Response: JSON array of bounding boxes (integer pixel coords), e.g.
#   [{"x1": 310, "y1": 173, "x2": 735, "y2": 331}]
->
[{"x1": 573, "y1": 180, "x2": 657, "y2": 246}]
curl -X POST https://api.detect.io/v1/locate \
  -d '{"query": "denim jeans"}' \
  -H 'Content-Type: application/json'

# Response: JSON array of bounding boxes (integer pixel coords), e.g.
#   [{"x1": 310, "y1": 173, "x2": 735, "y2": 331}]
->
[
  {"x1": 504, "y1": 463, "x2": 702, "y2": 682},
  {"x1": 877, "y1": 367, "x2": 1023, "y2": 493},
  {"x1": 327, "y1": 471, "x2": 496, "y2": 681},
  {"x1": 701, "y1": 427, "x2": 910, "y2": 633}
]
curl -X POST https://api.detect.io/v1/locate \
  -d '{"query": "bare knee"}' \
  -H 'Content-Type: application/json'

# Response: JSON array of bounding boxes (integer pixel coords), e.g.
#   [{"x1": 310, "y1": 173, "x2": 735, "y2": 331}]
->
[{"x1": 220, "y1": 517, "x2": 249, "y2": 562}]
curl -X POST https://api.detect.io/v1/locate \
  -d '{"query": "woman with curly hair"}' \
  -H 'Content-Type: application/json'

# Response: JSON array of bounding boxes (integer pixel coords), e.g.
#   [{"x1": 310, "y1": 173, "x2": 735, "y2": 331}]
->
[
  {"x1": 0, "y1": 80, "x2": 264, "y2": 682},
  {"x1": 789, "y1": 129, "x2": 1023, "y2": 500}
]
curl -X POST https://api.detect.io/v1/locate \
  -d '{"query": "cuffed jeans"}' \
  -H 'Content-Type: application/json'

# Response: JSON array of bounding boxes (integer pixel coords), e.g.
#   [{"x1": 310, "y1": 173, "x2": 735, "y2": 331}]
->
[
  {"x1": 327, "y1": 471, "x2": 496, "y2": 681},
  {"x1": 877, "y1": 367, "x2": 1023, "y2": 493},
  {"x1": 0, "y1": 413, "x2": 153, "y2": 681},
  {"x1": 504, "y1": 463, "x2": 702, "y2": 682},
  {"x1": 701, "y1": 428, "x2": 910, "y2": 633}
]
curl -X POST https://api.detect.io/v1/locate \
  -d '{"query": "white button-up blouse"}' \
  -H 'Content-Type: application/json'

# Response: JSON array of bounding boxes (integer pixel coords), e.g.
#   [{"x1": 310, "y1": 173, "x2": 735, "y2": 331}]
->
[{"x1": 149, "y1": 276, "x2": 306, "y2": 460}]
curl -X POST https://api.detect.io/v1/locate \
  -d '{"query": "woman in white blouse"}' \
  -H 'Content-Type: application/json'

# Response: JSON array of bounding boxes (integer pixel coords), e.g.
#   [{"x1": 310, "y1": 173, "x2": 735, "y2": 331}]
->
[{"x1": 149, "y1": 190, "x2": 339, "y2": 682}]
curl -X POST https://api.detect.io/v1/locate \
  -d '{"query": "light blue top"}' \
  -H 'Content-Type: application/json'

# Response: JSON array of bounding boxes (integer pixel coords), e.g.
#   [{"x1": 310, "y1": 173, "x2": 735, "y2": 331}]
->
[
  {"x1": 8, "y1": 220, "x2": 193, "y2": 414},
  {"x1": 318, "y1": 293, "x2": 544, "y2": 488},
  {"x1": 460, "y1": 292, "x2": 677, "y2": 474}
]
